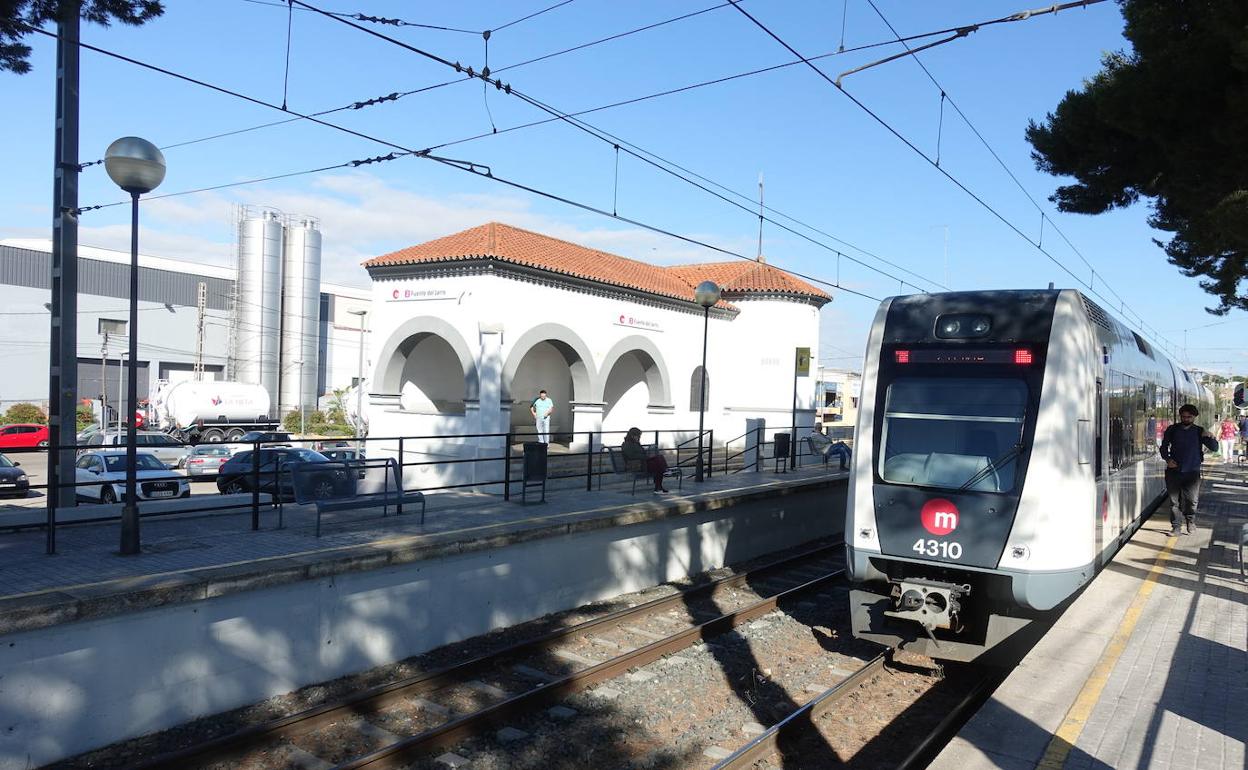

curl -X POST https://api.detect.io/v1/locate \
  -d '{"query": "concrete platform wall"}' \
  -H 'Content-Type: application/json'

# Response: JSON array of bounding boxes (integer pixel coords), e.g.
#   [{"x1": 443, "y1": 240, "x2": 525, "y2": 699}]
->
[{"x1": 0, "y1": 485, "x2": 843, "y2": 769}]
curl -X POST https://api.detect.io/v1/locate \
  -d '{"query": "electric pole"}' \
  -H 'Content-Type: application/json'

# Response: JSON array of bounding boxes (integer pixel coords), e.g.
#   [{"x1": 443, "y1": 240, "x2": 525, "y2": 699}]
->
[{"x1": 47, "y1": 1, "x2": 82, "y2": 554}]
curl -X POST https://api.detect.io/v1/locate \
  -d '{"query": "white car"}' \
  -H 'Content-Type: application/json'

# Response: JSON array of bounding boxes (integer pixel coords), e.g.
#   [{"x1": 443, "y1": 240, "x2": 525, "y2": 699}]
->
[
  {"x1": 84, "y1": 431, "x2": 192, "y2": 469},
  {"x1": 74, "y1": 449, "x2": 191, "y2": 503}
]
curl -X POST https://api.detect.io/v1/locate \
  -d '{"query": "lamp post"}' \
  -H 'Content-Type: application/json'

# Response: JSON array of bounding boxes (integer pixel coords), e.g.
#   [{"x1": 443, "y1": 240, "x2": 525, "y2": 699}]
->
[
  {"x1": 104, "y1": 137, "x2": 165, "y2": 556},
  {"x1": 348, "y1": 309, "x2": 368, "y2": 443},
  {"x1": 694, "y1": 280, "x2": 720, "y2": 482}
]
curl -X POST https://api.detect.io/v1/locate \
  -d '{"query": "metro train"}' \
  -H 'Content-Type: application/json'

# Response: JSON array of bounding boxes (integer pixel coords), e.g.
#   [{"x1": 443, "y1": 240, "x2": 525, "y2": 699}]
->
[{"x1": 845, "y1": 289, "x2": 1213, "y2": 661}]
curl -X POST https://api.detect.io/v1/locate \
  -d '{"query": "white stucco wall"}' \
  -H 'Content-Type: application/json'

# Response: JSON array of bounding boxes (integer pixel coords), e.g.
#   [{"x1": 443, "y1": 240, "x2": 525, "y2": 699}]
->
[{"x1": 365, "y1": 270, "x2": 821, "y2": 450}]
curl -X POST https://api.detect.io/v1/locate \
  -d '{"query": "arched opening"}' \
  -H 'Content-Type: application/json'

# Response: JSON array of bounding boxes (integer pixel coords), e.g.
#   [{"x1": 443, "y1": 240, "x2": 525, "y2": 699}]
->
[
  {"x1": 690, "y1": 365, "x2": 710, "y2": 413},
  {"x1": 396, "y1": 333, "x2": 466, "y2": 414},
  {"x1": 603, "y1": 349, "x2": 663, "y2": 433},
  {"x1": 509, "y1": 341, "x2": 580, "y2": 442}
]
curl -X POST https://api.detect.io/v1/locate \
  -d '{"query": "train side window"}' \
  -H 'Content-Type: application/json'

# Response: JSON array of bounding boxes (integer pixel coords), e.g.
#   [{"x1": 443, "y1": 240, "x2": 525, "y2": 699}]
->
[{"x1": 1095, "y1": 379, "x2": 1103, "y2": 477}]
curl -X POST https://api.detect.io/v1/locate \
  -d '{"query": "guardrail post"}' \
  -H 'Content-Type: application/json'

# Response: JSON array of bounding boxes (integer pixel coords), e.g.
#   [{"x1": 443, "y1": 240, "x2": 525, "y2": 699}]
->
[
  {"x1": 586, "y1": 431, "x2": 594, "y2": 491},
  {"x1": 250, "y1": 441, "x2": 260, "y2": 530},
  {"x1": 397, "y1": 437, "x2": 405, "y2": 516},
  {"x1": 708, "y1": 429, "x2": 714, "y2": 478},
  {"x1": 755, "y1": 425, "x2": 763, "y2": 472},
  {"x1": 503, "y1": 432, "x2": 513, "y2": 501}
]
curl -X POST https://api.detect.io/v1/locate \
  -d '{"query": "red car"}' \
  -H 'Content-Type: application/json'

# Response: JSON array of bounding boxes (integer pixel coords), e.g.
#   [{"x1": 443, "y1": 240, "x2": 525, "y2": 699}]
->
[{"x1": 0, "y1": 424, "x2": 49, "y2": 449}]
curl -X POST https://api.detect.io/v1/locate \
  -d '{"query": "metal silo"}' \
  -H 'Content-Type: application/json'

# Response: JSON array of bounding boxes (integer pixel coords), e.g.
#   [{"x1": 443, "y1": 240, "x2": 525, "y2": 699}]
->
[
  {"x1": 279, "y1": 216, "x2": 322, "y2": 419},
  {"x1": 233, "y1": 207, "x2": 283, "y2": 411}
]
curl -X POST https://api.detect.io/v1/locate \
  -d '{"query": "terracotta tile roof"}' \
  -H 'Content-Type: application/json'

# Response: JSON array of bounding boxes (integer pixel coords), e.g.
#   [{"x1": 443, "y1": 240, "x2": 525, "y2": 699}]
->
[
  {"x1": 666, "y1": 260, "x2": 830, "y2": 302},
  {"x1": 365, "y1": 222, "x2": 830, "y2": 306}
]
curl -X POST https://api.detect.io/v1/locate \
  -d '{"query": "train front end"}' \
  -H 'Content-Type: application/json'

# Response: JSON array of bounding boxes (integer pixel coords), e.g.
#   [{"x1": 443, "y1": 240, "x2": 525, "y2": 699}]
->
[{"x1": 846, "y1": 290, "x2": 1062, "y2": 662}]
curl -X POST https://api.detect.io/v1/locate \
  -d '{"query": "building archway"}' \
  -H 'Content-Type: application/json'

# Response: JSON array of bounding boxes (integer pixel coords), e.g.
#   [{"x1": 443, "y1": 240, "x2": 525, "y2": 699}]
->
[
  {"x1": 374, "y1": 316, "x2": 478, "y2": 413},
  {"x1": 502, "y1": 323, "x2": 598, "y2": 442},
  {"x1": 599, "y1": 335, "x2": 671, "y2": 432}
]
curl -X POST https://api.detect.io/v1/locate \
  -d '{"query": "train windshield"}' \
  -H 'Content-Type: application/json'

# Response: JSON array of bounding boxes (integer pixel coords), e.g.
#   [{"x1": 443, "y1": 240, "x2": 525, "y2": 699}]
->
[{"x1": 880, "y1": 377, "x2": 1027, "y2": 493}]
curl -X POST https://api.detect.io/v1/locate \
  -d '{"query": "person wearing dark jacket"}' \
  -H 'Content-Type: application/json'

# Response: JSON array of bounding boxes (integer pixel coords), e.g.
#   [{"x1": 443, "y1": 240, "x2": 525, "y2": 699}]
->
[
  {"x1": 1158, "y1": 404, "x2": 1218, "y2": 535},
  {"x1": 621, "y1": 427, "x2": 670, "y2": 493}
]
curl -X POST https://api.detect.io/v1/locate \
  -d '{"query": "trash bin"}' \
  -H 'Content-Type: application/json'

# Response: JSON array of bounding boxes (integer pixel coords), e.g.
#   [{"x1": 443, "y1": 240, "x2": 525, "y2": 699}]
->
[
  {"x1": 523, "y1": 442, "x2": 548, "y2": 481},
  {"x1": 773, "y1": 432, "x2": 791, "y2": 459}
]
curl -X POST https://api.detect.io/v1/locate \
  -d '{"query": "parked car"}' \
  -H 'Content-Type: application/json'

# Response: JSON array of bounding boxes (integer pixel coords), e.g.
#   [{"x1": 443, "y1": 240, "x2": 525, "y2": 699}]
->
[
  {"x1": 0, "y1": 424, "x2": 49, "y2": 449},
  {"x1": 321, "y1": 447, "x2": 365, "y2": 462},
  {"x1": 180, "y1": 444, "x2": 232, "y2": 477},
  {"x1": 0, "y1": 453, "x2": 30, "y2": 498},
  {"x1": 237, "y1": 431, "x2": 293, "y2": 446},
  {"x1": 74, "y1": 449, "x2": 191, "y2": 503},
  {"x1": 216, "y1": 447, "x2": 345, "y2": 500},
  {"x1": 84, "y1": 431, "x2": 192, "y2": 468}
]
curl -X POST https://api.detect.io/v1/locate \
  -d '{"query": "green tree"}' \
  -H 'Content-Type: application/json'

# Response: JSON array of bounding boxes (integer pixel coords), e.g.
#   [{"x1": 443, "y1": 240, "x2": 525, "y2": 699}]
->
[
  {"x1": 1026, "y1": 0, "x2": 1248, "y2": 314},
  {"x1": 4, "y1": 402, "x2": 46, "y2": 424},
  {"x1": 2, "y1": 1, "x2": 163, "y2": 75}
]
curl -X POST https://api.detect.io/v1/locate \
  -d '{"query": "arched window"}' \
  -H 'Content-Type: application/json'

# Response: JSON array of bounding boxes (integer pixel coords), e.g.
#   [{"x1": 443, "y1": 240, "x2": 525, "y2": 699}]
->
[{"x1": 690, "y1": 366, "x2": 710, "y2": 412}]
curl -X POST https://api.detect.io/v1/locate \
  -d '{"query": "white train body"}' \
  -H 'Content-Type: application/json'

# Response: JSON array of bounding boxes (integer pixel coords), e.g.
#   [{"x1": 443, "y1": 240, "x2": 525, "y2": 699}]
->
[{"x1": 846, "y1": 289, "x2": 1211, "y2": 661}]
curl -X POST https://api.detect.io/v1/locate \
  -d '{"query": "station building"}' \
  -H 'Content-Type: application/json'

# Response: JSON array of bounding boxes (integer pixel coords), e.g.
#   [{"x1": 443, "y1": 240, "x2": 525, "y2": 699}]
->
[{"x1": 362, "y1": 222, "x2": 830, "y2": 452}]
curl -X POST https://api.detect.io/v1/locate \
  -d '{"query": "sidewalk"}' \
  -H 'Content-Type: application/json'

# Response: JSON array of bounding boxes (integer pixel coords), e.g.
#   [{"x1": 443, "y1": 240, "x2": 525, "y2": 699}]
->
[{"x1": 931, "y1": 465, "x2": 1248, "y2": 770}]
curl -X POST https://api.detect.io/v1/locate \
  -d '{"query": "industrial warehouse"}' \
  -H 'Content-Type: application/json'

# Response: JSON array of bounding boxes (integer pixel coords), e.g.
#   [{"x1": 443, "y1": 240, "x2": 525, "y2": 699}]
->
[{"x1": 0, "y1": 206, "x2": 371, "y2": 427}]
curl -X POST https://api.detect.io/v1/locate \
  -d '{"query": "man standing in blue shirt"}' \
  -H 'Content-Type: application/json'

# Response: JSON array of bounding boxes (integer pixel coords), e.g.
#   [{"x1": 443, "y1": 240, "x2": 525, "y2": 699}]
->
[
  {"x1": 530, "y1": 389, "x2": 554, "y2": 444},
  {"x1": 1158, "y1": 404, "x2": 1218, "y2": 535}
]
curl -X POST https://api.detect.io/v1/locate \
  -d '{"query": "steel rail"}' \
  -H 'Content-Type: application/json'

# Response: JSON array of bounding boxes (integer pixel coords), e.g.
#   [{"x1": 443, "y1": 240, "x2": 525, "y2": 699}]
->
[
  {"x1": 336, "y1": 567, "x2": 847, "y2": 769},
  {"x1": 135, "y1": 542, "x2": 842, "y2": 769},
  {"x1": 894, "y1": 669, "x2": 1006, "y2": 770},
  {"x1": 711, "y1": 651, "x2": 889, "y2": 769}
]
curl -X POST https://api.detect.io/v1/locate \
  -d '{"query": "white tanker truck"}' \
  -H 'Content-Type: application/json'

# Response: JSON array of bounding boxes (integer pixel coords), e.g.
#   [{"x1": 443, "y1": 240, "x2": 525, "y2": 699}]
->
[{"x1": 150, "y1": 380, "x2": 280, "y2": 443}]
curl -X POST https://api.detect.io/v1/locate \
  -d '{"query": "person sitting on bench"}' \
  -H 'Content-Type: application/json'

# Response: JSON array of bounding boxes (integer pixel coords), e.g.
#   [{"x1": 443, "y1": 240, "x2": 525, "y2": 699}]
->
[
  {"x1": 622, "y1": 427, "x2": 670, "y2": 493},
  {"x1": 808, "y1": 423, "x2": 851, "y2": 470}
]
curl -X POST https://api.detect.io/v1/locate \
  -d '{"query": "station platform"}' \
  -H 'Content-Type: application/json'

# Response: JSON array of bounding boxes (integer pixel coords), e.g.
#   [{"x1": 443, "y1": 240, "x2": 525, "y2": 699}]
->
[
  {"x1": 0, "y1": 463, "x2": 845, "y2": 635},
  {"x1": 932, "y1": 467, "x2": 1248, "y2": 770}
]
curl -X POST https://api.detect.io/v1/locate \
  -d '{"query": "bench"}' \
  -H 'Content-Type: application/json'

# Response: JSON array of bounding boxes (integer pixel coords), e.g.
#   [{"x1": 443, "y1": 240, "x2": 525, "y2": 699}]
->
[
  {"x1": 802, "y1": 436, "x2": 851, "y2": 470},
  {"x1": 290, "y1": 457, "x2": 425, "y2": 536},
  {"x1": 605, "y1": 445, "x2": 684, "y2": 495},
  {"x1": 314, "y1": 490, "x2": 425, "y2": 536}
]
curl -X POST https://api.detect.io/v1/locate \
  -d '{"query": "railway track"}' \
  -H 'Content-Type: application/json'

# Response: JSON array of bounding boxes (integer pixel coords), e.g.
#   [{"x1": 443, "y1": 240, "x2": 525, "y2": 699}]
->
[
  {"x1": 710, "y1": 652, "x2": 1004, "y2": 770},
  {"x1": 134, "y1": 544, "x2": 847, "y2": 770}
]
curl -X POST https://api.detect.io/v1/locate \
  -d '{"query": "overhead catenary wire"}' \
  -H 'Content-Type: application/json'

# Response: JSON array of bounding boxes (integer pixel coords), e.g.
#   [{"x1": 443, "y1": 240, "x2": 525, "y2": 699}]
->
[
  {"x1": 725, "y1": 1, "x2": 1184, "y2": 359},
  {"x1": 861, "y1": 0, "x2": 1169, "y2": 349},
  {"x1": 283, "y1": 0, "x2": 944, "y2": 291},
  {"x1": 46, "y1": 29, "x2": 915, "y2": 301}
]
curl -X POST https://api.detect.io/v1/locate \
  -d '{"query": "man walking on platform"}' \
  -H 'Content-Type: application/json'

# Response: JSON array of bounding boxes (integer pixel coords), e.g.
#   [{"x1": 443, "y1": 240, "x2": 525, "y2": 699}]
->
[
  {"x1": 1159, "y1": 404, "x2": 1218, "y2": 535},
  {"x1": 530, "y1": 389, "x2": 554, "y2": 444}
]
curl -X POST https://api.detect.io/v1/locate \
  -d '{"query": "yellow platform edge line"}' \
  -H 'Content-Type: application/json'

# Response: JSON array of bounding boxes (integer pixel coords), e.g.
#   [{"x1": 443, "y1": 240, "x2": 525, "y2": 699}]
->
[{"x1": 1036, "y1": 532, "x2": 1176, "y2": 769}]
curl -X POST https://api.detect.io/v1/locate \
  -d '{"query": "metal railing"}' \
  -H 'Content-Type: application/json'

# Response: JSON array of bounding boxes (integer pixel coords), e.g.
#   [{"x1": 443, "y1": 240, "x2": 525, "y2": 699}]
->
[
  {"x1": 1, "y1": 422, "x2": 836, "y2": 552},
  {"x1": 719, "y1": 424, "x2": 855, "y2": 474}
]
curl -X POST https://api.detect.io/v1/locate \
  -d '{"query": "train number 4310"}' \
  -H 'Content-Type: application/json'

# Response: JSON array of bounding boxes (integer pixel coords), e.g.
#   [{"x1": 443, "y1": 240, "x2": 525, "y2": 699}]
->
[{"x1": 912, "y1": 539, "x2": 963, "y2": 559}]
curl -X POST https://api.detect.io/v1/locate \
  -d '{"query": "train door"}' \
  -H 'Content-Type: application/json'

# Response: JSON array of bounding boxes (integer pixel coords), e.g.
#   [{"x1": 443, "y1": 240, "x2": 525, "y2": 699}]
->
[{"x1": 1095, "y1": 378, "x2": 1106, "y2": 563}]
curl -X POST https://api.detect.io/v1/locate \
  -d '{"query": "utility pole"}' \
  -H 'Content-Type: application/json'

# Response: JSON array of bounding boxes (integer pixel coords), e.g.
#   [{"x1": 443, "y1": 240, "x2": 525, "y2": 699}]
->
[
  {"x1": 99, "y1": 331, "x2": 109, "y2": 431},
  {"x1": 46, "y1": 1, "x2": 82, "y2": 554},
  {"x1": 194, "y1": 281, "x2": 207, "y2": 381},
  {"x1": 756, "y1": 172, "x2": 765, "y2": 261}
]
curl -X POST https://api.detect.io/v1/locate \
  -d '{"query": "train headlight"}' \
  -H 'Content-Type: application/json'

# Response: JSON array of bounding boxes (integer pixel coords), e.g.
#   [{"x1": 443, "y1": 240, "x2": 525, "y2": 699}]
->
[
  {"x1": 934, "y1": 313, "x2": 992, "y2": 339},
  {"x1": 1008, "y1": 544, "x2": 1030, "y2": 561}
]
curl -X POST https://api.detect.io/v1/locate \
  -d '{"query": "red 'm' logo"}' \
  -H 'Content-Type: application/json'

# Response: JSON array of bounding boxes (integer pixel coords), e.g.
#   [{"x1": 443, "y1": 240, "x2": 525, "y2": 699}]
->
[{"x1": 920, "y1": 498, "x2": 959, "y2": 536}]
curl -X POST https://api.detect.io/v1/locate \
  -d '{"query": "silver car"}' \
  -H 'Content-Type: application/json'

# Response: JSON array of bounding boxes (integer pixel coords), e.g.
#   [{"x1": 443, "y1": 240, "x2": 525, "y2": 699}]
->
[
  {"x1": 86, "y1": 431, "x2": 192, "y2": 469},
  {"x1": 74, "y1": 450, "x2": 190, "y2": 503},
  {"x1": 181, "y1": 444, "x2": 232, "y2": 477}
]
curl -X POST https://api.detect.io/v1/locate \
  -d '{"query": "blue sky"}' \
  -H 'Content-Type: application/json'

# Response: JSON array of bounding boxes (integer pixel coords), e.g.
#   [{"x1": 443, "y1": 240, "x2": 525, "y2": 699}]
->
[{"x1": 3, "y1": 0, "x2": 1244, "y2": 373}]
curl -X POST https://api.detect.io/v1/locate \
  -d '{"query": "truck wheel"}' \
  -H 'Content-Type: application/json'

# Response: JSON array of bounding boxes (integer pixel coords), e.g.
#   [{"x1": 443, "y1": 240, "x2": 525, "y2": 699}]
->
[
  {"x1": 202, "y1": 429, "x2": 226, "y2": 443},
  {"x1": 225, "y1": 428, "x2": 246, "y2": 442}
]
